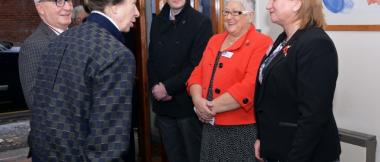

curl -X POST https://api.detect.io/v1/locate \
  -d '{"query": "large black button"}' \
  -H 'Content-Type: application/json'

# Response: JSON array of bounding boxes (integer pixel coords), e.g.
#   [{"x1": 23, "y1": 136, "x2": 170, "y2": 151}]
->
[
  {"x1": 219, "y1": 63, "x2": 223, "y2": 68},
  {"x1": 242, "y1": 98, "x2": 249, "y2": 104},
  {"x1": 214, "y1": 88, "x2": 220, "y2": 94}
]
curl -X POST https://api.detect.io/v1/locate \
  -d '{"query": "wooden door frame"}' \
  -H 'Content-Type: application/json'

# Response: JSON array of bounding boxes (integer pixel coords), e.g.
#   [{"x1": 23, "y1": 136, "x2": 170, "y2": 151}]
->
[{"x1": 135, "y1": 0, "x2": 152, "y2": 161}]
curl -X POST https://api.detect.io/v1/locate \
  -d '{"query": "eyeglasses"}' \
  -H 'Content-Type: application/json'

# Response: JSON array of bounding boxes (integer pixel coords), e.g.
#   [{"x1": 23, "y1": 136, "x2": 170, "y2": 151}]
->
[
  {"x1": 222, "y1": 10, "x2": 252, "y2": 16},
  {"x1": 38, "y1": 0, "x2": 72, "y2": 7}
]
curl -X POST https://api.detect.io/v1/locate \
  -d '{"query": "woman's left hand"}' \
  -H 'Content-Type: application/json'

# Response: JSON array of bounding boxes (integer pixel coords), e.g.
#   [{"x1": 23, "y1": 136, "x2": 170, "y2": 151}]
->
[{"x1": 193, "y1": 97, "x2": 215, "y2": 122}]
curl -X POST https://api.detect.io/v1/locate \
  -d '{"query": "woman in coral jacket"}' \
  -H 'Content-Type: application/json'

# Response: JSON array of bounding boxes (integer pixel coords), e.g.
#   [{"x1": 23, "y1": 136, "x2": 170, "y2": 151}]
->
[{"x1": 186, "y1": 0, "x2": 272, "y2": 161}]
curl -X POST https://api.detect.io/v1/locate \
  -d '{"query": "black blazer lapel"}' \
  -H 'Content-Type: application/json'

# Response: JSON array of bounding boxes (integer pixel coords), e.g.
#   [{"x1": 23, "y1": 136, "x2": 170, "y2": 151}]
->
[
  {"x1": 263, "y1": 28, "x2": 304, "y2": 80},
  {"x1": 256, "y1": 52, "x2": 285, "y2": 107},
  {"x1": 255, "y1": 29, "x2": 305, "y2": 106},
  {"x1": 261, "y1": 32, "x2": 289, "y2": 83},
  {"x1": 255, "y1": 33, "x2": 286, "y2": 106}
]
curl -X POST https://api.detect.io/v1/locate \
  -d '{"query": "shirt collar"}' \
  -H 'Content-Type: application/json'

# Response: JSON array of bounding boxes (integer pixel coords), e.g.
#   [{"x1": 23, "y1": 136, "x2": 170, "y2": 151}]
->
[
  {"x1": 45, "y1": 23, "x2": 67, "y2": 35},
  {"x1": 169, "y1": 8, "x2": 183, "y2": 20}
]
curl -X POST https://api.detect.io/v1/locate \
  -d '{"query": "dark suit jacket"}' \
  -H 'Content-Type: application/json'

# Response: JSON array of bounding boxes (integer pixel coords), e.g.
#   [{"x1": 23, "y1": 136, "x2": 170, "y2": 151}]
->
[
  {"x1": 30, "y1": 13, "x2": 135, "y2": 161},
  {"x1": 254, "y1": 25, "x2": 341, "y2": 162},
  {"x1": 19, "y1": 22, "x2": 57, "y2": 107},
  {"x1": 148, "y1": 3, "x2": 213, "y2": 117}
]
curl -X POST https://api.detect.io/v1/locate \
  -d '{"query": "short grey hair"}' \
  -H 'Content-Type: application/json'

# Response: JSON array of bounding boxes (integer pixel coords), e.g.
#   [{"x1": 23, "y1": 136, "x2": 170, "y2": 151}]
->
[
  {"x1": 224, "y1": 0, "x2": 255, "y2": 11},
  {"x1": 72, "y1": 5, "x2": 86, "y2": 18},
  {"x1": 34, "y1": 0, "x2": 39, "y2": 3},
  {"x1": 73, "y1": 5, "x2": 85, "y2": 13}
]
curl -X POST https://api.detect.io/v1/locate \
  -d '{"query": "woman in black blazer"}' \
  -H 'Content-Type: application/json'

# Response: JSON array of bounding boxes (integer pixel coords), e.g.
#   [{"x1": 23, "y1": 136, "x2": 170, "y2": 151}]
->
[{"x1": 254, "y1": 0, "x2": 341, "y2": 162}]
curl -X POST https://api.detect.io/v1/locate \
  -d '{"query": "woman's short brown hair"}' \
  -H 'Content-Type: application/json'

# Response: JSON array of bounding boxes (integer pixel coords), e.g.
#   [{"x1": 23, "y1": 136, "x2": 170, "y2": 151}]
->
[
  {"x1": 84, "y1": 0, "x2": 123, "y2": 12},
  {"x1": 297, "y1": 0, "x2": 326, "y2": 29}
]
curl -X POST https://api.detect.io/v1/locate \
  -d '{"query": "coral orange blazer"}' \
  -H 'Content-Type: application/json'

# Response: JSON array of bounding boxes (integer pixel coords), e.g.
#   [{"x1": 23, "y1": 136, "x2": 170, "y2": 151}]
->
[{"x1": 187, "y1": 25, "x2": 272, "y2": 125}]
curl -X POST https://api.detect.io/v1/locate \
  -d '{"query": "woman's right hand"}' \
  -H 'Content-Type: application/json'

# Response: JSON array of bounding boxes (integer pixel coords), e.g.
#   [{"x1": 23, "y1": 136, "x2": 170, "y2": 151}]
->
[{"x1": 193, "y1": 96, "x2": 215, "y2": 123}]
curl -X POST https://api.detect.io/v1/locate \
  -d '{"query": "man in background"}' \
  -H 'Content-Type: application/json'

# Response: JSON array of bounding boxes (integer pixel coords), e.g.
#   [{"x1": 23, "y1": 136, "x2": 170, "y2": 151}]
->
[
  {"x1": 148, "y1": 0, "x2": 213, "y2": 161},
  {"x1": 71, "y1": 5, "x2": 88, "y2": 26}
]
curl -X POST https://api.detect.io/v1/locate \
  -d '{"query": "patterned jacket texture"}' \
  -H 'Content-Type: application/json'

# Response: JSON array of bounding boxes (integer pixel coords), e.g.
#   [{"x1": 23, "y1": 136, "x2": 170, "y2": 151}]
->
[
  {"x1": 30, "y1": 18, "x2": 136, "y2": 161},
  {"x1": 19, "y1": 22, "x2": 58, "y2": 107}
]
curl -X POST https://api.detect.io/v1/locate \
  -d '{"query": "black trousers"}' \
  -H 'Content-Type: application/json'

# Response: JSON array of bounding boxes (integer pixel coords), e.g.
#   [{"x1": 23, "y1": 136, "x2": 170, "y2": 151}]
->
[{"x1": 155, "y1": 115, "x2": 202, "y2": 162}]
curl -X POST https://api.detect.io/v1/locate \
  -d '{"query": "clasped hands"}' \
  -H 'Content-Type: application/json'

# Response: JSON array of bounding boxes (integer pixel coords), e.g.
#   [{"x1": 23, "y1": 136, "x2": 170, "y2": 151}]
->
[
  {"x1": 152, "y1": 82, "x2": 172, "y2": 101},
  {"x1": 193, "y1": 96, "x2": 216, "y2": 123}
]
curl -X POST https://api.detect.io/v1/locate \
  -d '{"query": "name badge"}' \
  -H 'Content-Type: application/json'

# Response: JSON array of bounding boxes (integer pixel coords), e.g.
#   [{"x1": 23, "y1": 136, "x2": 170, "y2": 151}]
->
[{"x1": 222, "y1": 51, "x2": 234, "y2": 58}]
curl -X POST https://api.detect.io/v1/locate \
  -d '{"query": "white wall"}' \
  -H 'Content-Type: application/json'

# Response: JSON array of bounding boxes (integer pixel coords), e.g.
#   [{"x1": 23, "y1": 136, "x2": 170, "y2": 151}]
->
[
  {"x1": 256, "y1": 1, "x2": 380, "y2": 161},
  {"x1": 331, "y1": 31, "x2": 380, "y2": 162}
]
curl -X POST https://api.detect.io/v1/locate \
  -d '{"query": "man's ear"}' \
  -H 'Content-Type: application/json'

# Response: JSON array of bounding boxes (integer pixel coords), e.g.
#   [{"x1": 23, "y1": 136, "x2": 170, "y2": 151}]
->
[{"x1": 35, "y1": 3, "x2": 45, "y2": 15}]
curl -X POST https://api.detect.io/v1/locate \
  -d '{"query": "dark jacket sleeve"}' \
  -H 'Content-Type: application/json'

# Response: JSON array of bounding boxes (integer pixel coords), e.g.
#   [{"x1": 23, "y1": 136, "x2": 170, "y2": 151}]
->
[
  {"x1": 87, "y1": 50, "x2": 136, "y2": 161},
  {"x1": 148, "y1": 17, "x2": 158, "y2": 90},
  {"x1": 287, "y1": 36, "x2": 338, "y2": 162},
  {"x1": 163, "y1": 17, "x2": 213, "y2": 95},
  {"x1": 19, "y1": 38, "x2": 50, "y2": 107}
]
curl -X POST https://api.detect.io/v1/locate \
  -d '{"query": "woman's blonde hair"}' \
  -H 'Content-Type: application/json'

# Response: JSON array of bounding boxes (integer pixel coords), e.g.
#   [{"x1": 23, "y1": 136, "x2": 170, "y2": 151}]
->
[{"x1": 297, "y1": 0, "x2": 326, "y2": 29}]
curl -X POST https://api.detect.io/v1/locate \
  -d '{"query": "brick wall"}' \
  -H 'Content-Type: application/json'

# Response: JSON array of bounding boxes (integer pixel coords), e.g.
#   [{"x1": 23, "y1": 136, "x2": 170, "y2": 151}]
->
[{"x1": 0, "y1": 0, "x2": 82, "y2": 45}]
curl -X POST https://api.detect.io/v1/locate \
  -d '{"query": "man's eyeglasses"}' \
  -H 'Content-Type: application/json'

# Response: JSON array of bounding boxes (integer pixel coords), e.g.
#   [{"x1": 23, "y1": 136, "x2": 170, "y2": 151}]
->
[
  {"x1": 38, "y1": 0, "x2": 72, "y2": 7},
  {"x1": 222, "y1": 10, "x2": 252, "y2": 16}
]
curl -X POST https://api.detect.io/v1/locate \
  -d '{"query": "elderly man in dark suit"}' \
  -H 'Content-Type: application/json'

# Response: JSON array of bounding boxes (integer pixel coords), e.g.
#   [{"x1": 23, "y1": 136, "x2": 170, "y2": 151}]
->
[
  {"x1": 19, "y1": 0, "x2": 73, "y2": 108},
  {"x1": 18, "y1": 1, "x2": 72, "y2": 161}
]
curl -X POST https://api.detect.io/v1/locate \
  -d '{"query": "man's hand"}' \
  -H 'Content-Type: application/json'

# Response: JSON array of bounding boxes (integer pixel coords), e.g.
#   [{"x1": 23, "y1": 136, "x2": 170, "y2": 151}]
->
[{"x1": 152, "y1": 82, "x2": 169, "y2": 101}]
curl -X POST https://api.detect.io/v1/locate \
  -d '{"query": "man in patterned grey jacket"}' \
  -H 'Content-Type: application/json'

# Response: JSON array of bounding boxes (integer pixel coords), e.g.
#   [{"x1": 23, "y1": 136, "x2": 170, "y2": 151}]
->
[
  {"x1": 19, "y1": 0, "x2": 73, "y2": 109},
  {"x1": 29, "y1": 0, "x2": 140, "y2": 161},
  {"x1": 18, "y1": 0, "x2": 72, "y2": 160}
]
